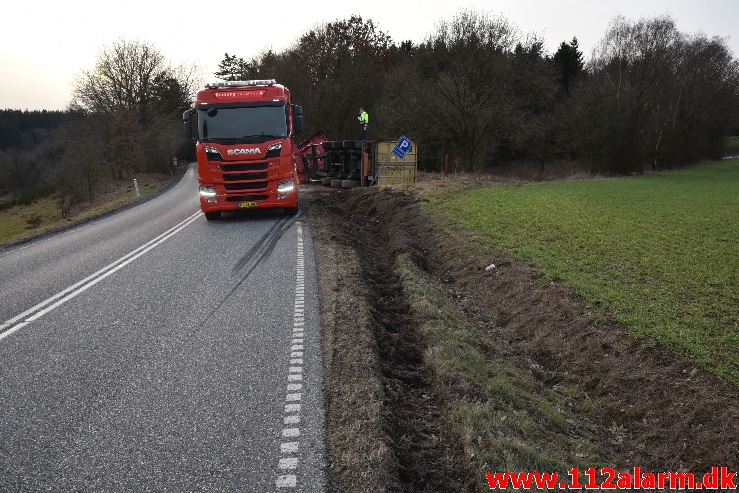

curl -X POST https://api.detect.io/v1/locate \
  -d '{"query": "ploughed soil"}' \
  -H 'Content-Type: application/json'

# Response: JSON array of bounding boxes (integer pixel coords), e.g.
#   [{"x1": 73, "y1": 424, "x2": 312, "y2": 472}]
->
[{"x1": 299, "y1": 182, "x2": 738, "y2": 492}]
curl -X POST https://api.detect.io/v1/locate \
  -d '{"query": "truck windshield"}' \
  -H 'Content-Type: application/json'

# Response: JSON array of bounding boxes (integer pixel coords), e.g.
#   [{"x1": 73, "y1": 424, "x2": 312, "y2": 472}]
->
[{"x1": 198, "y1": 105, "x2": 288, "y2": 143}]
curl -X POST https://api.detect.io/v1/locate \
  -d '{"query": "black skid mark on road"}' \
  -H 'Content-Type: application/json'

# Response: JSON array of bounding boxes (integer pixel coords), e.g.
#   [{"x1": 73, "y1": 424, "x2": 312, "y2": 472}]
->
[
  {"x1": 232, "y1": 214, "x2": 299, "y2": 275},
  {"x1": 212, "y1": 212, "x2": 302, "y2": 314}
]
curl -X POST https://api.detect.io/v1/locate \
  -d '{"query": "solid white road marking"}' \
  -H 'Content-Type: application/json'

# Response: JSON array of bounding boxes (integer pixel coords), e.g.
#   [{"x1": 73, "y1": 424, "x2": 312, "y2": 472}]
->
[{"x1": 0, "y1": 211, "x2": 202, "y2": 342}]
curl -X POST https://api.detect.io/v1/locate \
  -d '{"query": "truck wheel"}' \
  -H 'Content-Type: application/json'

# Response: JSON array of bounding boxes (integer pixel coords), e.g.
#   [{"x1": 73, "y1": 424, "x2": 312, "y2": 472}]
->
[
  {"x1": 204, "y1": 212, "x2": 221, "y2": 220},
  {"x1": 284, "y1": 206, "x2": 298, "y2": 216}
]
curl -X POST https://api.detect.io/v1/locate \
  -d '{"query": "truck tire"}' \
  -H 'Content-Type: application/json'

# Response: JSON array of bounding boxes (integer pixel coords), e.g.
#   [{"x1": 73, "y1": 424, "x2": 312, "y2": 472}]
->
[
  {"x1": 204, "y1": 212, "x2": 221, "y2": 220},
  {"x1": 284, "y1": 206, "x2": 298, "y2": 216}
]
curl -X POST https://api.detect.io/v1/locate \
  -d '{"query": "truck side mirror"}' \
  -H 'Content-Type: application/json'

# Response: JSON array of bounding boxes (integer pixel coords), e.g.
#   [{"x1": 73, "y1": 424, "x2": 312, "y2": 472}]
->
[
  {"x1": 292, "y1": 105, "x2": 303, "y2": 135},
  {"x1": 183, "y1": 110, "x2": 193, "y2": 140}
]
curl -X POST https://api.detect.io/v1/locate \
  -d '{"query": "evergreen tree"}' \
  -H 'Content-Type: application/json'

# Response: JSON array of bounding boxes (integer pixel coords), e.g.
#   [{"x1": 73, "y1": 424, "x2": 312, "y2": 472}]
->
[
  {"x1": 214, "y1": 53, "x2": 250, "y2": 81},
  {"x1": 553, "y1": 37, "x2": 584, "y2": 96}
]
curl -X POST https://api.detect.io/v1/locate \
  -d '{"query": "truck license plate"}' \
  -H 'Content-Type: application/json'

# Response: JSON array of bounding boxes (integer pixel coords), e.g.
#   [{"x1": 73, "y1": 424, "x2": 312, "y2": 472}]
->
[{"x1": 238, "y1": 201, "x2": 258, "y2": 208}]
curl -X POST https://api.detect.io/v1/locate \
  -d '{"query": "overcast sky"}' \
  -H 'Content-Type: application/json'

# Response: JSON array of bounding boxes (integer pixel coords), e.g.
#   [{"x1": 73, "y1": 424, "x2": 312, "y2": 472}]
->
[{"x1": 1, "y1": 0, "x2": 737, "y2": 111}]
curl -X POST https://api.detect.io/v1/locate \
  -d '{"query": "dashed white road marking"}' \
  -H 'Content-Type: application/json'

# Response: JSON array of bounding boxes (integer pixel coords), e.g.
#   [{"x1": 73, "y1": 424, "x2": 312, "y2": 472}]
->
[
  {"x1": 281, "y1": 442, "x2": 299, "y2": 454},
  {"x1": 276, "y1": 475, "x2": 297, "y2": 488},
  {"x1": 282, "y1": 428, "x2": 300, "y2": 439},
  {"x1": 276, "y1": 222, "x2": 308, "y2": 489}
]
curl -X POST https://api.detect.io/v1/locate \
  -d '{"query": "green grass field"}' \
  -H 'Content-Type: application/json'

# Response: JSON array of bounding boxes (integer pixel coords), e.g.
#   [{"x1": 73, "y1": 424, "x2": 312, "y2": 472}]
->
[{"x1": 430, "y1": 159, "x2": 739, "y2": 384}]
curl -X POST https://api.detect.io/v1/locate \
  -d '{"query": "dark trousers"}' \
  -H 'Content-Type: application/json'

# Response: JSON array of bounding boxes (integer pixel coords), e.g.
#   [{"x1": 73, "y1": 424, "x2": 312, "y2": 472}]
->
[{"x1": 360, "y1": 124, "x2": 367, "y2": 140}]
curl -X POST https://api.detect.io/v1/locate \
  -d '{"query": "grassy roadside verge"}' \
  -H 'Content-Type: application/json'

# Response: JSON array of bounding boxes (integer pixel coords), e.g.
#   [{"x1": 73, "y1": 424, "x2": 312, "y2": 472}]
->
[
  {"x1": 0, "y1": 173, "x2": 176, "y2": 246},
  {"x1": 396, "y1": 252, "x2": 611, "y2": 488},
  {"x1": 308, "y1": 182, "x2": 737, "y2": 491},
  {"x1": 420, "y1": 159, "x2": 738, "y2": 385},
  {"x1": 305, "y1": 197, "x2": 398, "y2": 493}
]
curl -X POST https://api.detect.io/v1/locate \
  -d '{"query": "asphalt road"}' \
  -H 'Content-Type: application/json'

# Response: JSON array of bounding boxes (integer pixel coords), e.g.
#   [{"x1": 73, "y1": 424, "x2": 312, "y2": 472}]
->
[{"x1": 0, "y1": 166, "x2": 326, "y2": 492}]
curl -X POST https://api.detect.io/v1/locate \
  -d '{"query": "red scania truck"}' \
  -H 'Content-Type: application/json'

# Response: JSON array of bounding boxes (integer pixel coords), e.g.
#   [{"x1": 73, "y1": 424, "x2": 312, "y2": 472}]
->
[{"x1": 183, "y1": 80, "x2": 303, "y2": 220}]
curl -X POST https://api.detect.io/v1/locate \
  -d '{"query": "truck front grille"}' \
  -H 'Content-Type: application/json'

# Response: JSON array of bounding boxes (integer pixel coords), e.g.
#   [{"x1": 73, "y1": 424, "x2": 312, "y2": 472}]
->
[
  {"x1": 218, "y1": 161, "x2": 270, "y2": 195},
  {"x1": 223, "y1": 172, "x2": 269, "y2": 181},
  {"x1": 224, "y1": 182, "x2": 268, "y2": 191},
  {"x1": 226, "y1": 195, "x2": 269, "y2": 202},
  {"x1": 221, "y1": 162, "x2": 269, "y2": 172}
]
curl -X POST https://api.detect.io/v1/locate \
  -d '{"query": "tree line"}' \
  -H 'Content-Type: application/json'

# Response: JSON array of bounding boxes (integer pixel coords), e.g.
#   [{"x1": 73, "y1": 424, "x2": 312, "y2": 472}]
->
[
  {"x1": 0, "y1": 40, "x2": 196, "y2": 215},
  {"x1": 2, "y1": 10, "x2": 738, "y2": 217},
  {"x1": 217, "y1": 11, "x2": 739, "y2": 174},
  {"x1": 0, "y1": 109, "x2": 76, "y2": 151}
]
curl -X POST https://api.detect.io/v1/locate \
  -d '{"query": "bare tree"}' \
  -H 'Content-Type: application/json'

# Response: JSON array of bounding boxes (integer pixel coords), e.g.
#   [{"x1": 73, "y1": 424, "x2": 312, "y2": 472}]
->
[
  {"x1": 0, "y1": 149, "x2": 33, "y2": 194},
  {"x1": 72, "y1": 40, "x2": 165, "y2": 118},
  {"x1": 279, "y1": 15, "x2": 396, "y2": 139},
  {"x1": 401, "y1": 10, "x2": 521, "y2": 171},
  {"x1": 580, "y1": 15, "x2": 739, "y2": 172},
  {"x1": 55, "y1": 117, "x2": 104, "y2": 213},
  {"x1": 68, "y1": 39, "x2": 196, "y2": 175},
  {"x1": 666, "y1": 34, "x2": 739, "y2": 163}
]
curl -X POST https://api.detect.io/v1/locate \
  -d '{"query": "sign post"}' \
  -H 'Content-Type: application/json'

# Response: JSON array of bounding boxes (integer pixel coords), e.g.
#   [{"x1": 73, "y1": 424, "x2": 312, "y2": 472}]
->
[{"x1": 392, "y1": 136, "x2": 412, "y2": 158}]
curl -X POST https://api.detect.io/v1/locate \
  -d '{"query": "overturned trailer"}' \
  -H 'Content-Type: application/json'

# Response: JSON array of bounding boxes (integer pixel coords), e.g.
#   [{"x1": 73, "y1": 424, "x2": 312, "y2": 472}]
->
[{"x1": 301, "y1": 139, "x2": 417, "y2": 189}]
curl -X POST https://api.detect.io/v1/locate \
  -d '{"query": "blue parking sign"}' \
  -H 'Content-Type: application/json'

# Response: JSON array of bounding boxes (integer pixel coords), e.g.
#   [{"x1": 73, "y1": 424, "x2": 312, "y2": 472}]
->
[{"x1": 393, "y1": 136, "x2": 413, "y2": 158}]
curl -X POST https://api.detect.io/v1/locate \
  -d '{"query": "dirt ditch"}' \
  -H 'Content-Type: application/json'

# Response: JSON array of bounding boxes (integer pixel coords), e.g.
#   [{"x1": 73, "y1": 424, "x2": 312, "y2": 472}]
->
[{"x1": 300, "y1": 183, "x2": 738, "y2": 492}]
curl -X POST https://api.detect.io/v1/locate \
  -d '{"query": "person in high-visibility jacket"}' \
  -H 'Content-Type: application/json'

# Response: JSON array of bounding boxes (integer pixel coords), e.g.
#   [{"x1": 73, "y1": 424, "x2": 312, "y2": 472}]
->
[{"x1": 358, "y1": 107, "x2": 368, "y2": 140}]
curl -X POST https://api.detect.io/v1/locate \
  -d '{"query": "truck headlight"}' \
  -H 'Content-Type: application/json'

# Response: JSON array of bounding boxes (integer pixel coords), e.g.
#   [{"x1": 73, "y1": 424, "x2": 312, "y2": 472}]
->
[
  {"x1": 277, "y1": 181, "x2": 295, "y2": 193},
  {"x1": 199, "y1": 186, "x2": 216, "y2": 197},
  {"x1": 265, "y1": 142, "x2": 282, "y2": 159},
  {"x1": 203, "y1": 146, "x2": 224, "y2": 161}
]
